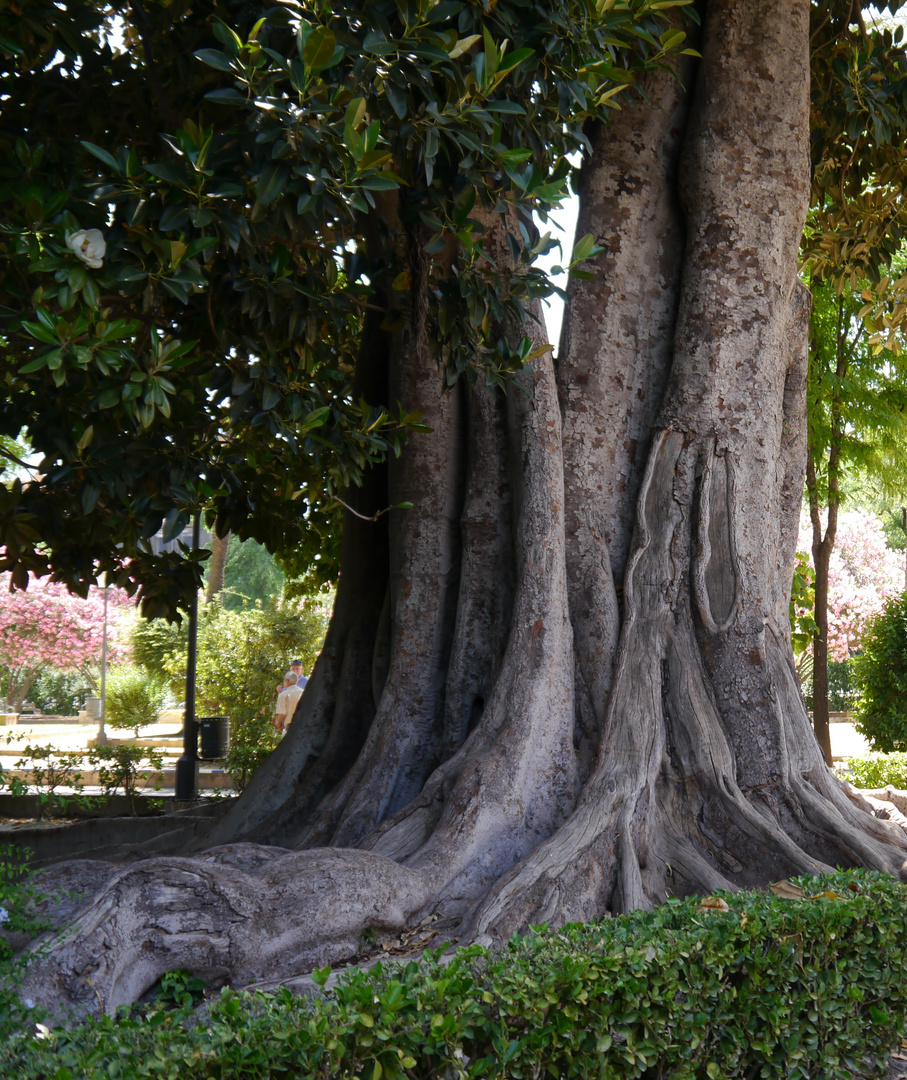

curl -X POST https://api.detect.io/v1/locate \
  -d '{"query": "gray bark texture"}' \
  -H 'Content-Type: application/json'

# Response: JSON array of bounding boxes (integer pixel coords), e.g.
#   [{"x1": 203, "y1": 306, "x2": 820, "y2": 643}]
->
[{"x1": 17, "y1": 0, "x2": 907, "y2": 1018}]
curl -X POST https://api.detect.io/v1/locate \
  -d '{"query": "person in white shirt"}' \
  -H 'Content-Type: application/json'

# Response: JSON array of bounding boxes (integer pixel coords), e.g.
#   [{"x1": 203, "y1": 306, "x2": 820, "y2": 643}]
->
[{"x1": 273, "y1": 672, "x2": 303, "y2": 733}]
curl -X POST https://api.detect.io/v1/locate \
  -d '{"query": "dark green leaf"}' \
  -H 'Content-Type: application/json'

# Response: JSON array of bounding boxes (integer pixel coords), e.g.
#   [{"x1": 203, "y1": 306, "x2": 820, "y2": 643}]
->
[
  {"x1": 256, "y1": 163, "x2": 290, "y2": 206},
  {"x1": 194, "y1": 48, "x2": 235, "y2": 72},
  {"x1": 384, "y1": 81, "x2": 408, "y2": 119},
  {"x1": 146, "y1": 162, "x2": 188, "y2": 185},
  {"x1": 303, "y1": 26, "x2": 338, "y2": 72},
  {"x1": 81, "y1": 140, "x2": 119, "y2": 173},
  {"x1": 484, "y1": 100, "x2": 526, "y2": 114},
  {"x1": 204, "y1": 88, "x2": 248, "y2": 107}
]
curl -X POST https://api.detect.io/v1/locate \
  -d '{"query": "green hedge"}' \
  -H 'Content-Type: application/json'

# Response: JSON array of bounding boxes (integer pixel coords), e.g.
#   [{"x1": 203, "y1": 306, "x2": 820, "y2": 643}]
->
[{"x1": 2, "y1": 870, "x2": 907, "y2": 1079}]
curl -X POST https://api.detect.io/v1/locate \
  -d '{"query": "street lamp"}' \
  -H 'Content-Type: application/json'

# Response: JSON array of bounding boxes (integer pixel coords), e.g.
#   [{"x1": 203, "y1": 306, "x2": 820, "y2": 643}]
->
[{"x1": 175, "y1": 514, "x2": 201, "y2": 801}]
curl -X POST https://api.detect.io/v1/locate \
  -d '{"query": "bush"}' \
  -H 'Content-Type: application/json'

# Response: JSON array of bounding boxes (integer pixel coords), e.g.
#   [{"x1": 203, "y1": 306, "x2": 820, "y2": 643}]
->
[
  {"x1": 2, "y1": 869, "x2": 907, "y2": 1079},
  {"x1": 846, "y1": 753, "x2": 907, "y2": 790},
  {"x1": 26, "y1": 669, "x2": 89, "y2": 716},
  {"x1": 132, "y1": 595, "x2": 329, "y2": 790},
  {"x1": 799, "y1": 660, "x2": 859, "y2": 713},
  {"x1": 86, "y1": 744, "x2": 164, "y2": 798},
  {"x1": 104, "y1": 667, "x2": 166, "y2": 736},
  {"x1": 8, "y1": 743, "x2": 85, "y2": 818},
  {"x1": 222, "y1": 733, "x2": 280, "y2": 795},
  {"x1": 827, "y1": 658, "x2": 858, "y2": 711},
  {"x1": 0, "y1": 844, "x2": 59, "y2": 1035},
  {"x1": 853, "y1": 591, "x2": 907, "y2": 751}
]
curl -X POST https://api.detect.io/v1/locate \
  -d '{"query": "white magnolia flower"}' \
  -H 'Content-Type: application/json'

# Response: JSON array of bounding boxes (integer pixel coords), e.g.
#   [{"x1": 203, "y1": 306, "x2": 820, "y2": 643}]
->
[
  {"x1": 0, "y1": 905, "x2": 9, "y2": 925},
  {"x1": 66, "y1": 228, "x2": 106, "y2": 268}
]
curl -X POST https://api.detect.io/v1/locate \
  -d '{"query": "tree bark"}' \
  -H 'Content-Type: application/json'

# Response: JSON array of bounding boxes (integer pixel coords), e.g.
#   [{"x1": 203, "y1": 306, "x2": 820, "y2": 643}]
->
[{"x1": 18, "y1": 0, "x2": 907, "y2": 1019}]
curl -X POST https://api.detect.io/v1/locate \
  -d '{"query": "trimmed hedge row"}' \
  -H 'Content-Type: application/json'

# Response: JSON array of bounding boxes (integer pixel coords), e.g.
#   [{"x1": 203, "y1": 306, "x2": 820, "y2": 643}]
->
[{"x1": 2, "y1": 869, "x2": 906, "y2": 1080}]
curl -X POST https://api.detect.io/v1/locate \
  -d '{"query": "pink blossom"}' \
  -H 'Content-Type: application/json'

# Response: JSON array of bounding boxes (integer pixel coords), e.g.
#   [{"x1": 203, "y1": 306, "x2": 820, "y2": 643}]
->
[
  {"x1": 799, "y1": 510, "x2": 904, "y2": 662},
  {"x1": 0, "y1": 574, "x2": 136, "y2": 709}
]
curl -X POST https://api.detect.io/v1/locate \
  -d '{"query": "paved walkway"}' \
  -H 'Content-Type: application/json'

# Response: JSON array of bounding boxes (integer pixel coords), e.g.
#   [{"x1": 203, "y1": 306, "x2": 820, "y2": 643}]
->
[
  {"x1": 1, "y1": 716, "x2": 183, "y2": 747},
  {"x1": 0, "y1": 715, "x2": 875, "y2": 800},
  {"x1": 827, "y1": 719, "x2": 872, "y2": 761},
  {"x1": 2, "y1": 715, "x2": 874, "y2": 752},
  {"x1": 0, "y1": 716, "x2": 231, "y2": 793}
]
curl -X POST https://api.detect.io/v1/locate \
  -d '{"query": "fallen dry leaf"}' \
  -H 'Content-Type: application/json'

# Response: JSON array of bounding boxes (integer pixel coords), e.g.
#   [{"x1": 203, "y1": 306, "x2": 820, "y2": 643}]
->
[
  {"x1": 698, "y1": 896, "x2": 731, "y2": 913},
  {"x1": 770, "y1": 880, "x2": 805, "y2": 899}
]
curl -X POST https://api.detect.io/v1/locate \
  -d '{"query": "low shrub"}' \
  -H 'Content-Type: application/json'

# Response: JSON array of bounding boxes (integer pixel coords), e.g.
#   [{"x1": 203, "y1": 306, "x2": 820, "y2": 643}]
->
[
  {"x1": 86, "y1": 744, "x2": 164, "y2": 798},
  {"x1": 8, "y1": 743, "x2": 86, "y2": 818},
  {"x1": 222, "y1": 731, "x2": 280, "y2": 794},
  {"x1": 828, "y1": 658, "x2": 859, "y2": 711},
  {"x1": 846, "y1": 753, "x2": 907, "y2": 791},
  {"x1": 0, "y1": 845, "x2": 57, "y2": 1036},
  {"x1": 1, "y1": 869, "x2": 907, "y2": 1079},
  {"x1": 104, "y1": 667, "x2": 166, "y2": 736}
]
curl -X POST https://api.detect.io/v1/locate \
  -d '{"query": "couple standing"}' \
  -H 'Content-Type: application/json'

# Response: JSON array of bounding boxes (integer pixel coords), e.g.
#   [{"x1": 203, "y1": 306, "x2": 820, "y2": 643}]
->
[{"x1": 273, "y1": 658, "x2": 308, "y2": 733}]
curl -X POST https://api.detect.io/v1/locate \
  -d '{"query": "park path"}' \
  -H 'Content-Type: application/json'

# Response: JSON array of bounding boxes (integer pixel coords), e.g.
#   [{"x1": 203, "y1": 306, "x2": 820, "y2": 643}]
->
[
  {"x1": 0, "y1": 713, "x2": 876, "y2": 802},
  {"x1": 0, "y1": 714, "x2": 231, "y2": 794}
]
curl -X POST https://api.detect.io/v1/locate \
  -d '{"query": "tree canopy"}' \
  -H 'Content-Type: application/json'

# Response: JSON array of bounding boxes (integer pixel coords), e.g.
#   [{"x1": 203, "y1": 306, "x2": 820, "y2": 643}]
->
[{"x1": 0, "y1": 0, "x2": 694, "y2": 617}]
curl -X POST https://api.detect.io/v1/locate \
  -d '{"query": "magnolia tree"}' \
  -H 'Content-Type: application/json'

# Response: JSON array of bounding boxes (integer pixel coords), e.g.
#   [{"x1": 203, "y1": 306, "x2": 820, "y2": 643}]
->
[
  {"x1": 0, "y1": 574, "x2": 133, "y2": 711},
  {"x1": 12, "y1": 0, "x2": 907, "y2": 1023},
  {"x1": 797, "y1": 510, "x2": 903, "y2": 664}
]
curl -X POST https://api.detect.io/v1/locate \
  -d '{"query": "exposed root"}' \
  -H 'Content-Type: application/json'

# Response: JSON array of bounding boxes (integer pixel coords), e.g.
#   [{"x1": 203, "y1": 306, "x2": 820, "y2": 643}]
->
[{"x1": 18, "y1": 848, "x2": 427, "y2": 1019}]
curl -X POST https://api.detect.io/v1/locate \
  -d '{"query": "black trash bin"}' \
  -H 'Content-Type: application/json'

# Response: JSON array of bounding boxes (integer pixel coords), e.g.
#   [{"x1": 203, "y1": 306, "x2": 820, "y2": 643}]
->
[{"x1": 198, "y1": 716, "x2": 229, "y2": 760}]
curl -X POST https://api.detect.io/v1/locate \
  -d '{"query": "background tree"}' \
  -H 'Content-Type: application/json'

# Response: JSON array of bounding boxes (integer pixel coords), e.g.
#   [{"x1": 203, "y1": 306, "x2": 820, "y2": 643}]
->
[
  {"x1": 218, "y1": 535, "x2": 288, "y2": 610},
  {"x1": 802, "y1": 280, "x2": 907, "y2": 761},
  {"x1": 0, "y1": 572, "x2": 132, "y2": 711},
  {"x1": 132, "y1": 594, "x2": 330, "y2": 788},
  {"x1": 797, "y1": 507, "x2": 903, "y2": 709},
  {"x1": 856, "y1": 463, "x2": 907, "y2": 588},
  {"x1": 801, "y1": 11, "x2": 907, "y2": 760},
  {"x1": 11, "y1": 0, "x2": 907, "y2": 1021},
  {"x1": 882, "y1": 507, "x2": 907, "y2": 587}
]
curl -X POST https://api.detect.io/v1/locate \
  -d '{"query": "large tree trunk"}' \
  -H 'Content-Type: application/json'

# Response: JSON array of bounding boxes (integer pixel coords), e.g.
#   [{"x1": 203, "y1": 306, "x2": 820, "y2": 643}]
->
[{"x1": 19, "y1": 0, "x2": 907, "y2": 1018}]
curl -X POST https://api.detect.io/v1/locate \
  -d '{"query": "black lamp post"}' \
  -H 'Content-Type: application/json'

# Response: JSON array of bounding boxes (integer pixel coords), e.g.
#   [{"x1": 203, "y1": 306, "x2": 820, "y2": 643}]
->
[{"x1": 175, "y1": 513, "x2": 201, "y2": 801}]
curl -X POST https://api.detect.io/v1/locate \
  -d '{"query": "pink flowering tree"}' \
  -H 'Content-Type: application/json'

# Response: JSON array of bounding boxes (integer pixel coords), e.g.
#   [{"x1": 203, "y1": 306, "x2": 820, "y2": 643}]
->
[
  {"x1": 798, "y1": 509, "x2": 903, "y2": 663},
  {"x1": 0, "y1": 574, "x2": 134, "y2": 711}
]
